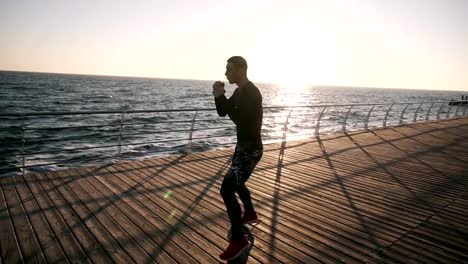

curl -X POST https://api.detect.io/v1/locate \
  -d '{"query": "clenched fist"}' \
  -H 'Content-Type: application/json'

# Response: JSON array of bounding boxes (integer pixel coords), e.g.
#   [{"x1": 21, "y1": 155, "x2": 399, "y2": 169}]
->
[{"x1": 212, "y1": 81, "x2": 225, "y2": 98}]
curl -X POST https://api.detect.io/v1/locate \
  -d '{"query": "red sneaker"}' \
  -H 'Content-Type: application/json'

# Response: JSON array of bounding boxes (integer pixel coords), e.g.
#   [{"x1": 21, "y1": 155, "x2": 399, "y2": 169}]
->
[
  {"x1": 219, "y1": 235, "x2": 251, "y2": 261},
  {"x1": 241, "y1": 211, "x2": 259, "y2": 225}
]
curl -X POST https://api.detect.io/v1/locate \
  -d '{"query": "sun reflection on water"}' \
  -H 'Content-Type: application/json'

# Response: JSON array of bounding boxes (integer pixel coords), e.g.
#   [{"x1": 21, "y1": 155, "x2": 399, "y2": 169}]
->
[
  {"x1": 261, "y1": 82, "x2": 319, "y2": 144},
  {"x1": 271, "y1": 81, "x2": 313, "y2": 106}
]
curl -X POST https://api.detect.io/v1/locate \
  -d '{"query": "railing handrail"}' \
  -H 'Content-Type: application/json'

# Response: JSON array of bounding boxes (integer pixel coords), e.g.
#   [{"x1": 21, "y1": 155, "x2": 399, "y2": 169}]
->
[
  {"x1": 1, "y1": 100, "x2": 467, "y2": 117},
  {"x1": 1, "y1": 99, "x2": 467, "y2": 175}
]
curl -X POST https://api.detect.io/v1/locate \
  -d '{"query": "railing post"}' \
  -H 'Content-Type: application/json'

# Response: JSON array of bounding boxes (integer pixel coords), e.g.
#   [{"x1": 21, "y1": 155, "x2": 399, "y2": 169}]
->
[
  {"x1": 413, "y1": 103, "x2": 423, "y2": 122},
  {"x1": 383, "y1": 103, "x2": 394, "y2": 128},
  {"x1": 436, "y1": 103, "x2": 444, "y2": 120},
  {"x1": 454, "y1": 103, "x2": 462, "y2": 117},
  {"x1": 21, "y1": 118, "x2": 25, "y2": 176},
  {"x1": 342, "y1": 105, "x2": 353, "y2": 132},
  {"x1": 187, "y1": 110, "x2": 198, "y2": 154},
  {"x1": 315, "y1": 106, "x2": 327, "y2": 136},
  {"x1": 364, "y1": 104, "x2": 376, "y2": 130},
  {"x1": 445, "y1": 104, "x2": 453, "y2": 119},
  {"x1": 399, "y1": 103, "x2": 410, "y2": 126},
  {"x1": 426, "y1": 102, "x2": 435, "y2": 121},
  {"x1": 118, "y1": 112, "x2": 125, "y2": 154}
]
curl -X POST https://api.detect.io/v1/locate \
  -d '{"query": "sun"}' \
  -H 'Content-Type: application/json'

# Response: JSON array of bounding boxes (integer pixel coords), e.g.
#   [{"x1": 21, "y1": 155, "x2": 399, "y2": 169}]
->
[
  {"x1": 248, "y1": 44, "x2": 313, "y2": 105},
  {"x1": 246, "y1": 17, "x2": 342, "y2": 89},
  {"x1": 249, "y1": 44, "x2": 318, "y2": 90}
]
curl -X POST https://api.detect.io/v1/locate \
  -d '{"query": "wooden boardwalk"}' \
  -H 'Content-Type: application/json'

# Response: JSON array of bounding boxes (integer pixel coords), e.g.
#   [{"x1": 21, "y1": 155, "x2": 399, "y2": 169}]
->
[{"x1": 1, "y1": 118, "x2": 468, "y2": 263}]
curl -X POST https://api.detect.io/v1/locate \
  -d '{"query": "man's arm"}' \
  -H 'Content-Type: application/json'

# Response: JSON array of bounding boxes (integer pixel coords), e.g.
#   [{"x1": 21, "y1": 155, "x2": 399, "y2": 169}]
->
[
  {"x1": 215, "y1": 95, "x2": 231, "y2": 117},
  {"x1": 213, "y1": 81, "x2": 232, "y2": 117}
]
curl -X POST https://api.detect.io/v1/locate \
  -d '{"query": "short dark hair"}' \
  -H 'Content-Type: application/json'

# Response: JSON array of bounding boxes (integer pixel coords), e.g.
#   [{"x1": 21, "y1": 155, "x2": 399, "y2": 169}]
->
[{"x1": 227, "y1": 56, "x2": 248, "y2": 71}]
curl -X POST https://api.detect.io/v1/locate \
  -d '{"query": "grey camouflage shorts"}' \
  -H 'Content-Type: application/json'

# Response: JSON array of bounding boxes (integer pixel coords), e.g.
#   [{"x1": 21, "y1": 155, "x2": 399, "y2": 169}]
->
[{"x1": 227, "y1": 145, "x2": 263, "y2": 186}]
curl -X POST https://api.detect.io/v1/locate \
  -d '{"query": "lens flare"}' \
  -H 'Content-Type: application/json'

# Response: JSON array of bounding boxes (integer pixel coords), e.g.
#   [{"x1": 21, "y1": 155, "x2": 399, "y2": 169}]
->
[{"x1": 163, "y1": 190, "x2": 173, "y2": 199}]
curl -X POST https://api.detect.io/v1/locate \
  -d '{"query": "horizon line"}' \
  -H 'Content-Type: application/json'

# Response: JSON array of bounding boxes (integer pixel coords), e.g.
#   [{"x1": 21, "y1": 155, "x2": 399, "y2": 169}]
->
[{"x1": 1, "y1": 69, "x2": 467, "y2": 92}]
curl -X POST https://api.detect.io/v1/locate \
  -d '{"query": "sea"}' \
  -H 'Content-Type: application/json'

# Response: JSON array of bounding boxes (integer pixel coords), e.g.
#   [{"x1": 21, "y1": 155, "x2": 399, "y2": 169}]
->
[{"x1": 1, "y1": 70, "x2": 466, "y2": 175}]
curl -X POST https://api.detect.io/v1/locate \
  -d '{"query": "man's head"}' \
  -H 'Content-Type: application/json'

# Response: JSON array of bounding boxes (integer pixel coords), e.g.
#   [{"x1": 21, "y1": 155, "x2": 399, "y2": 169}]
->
[{"x1": 225, "y1": 56, "x2": 248, "y2": 84}]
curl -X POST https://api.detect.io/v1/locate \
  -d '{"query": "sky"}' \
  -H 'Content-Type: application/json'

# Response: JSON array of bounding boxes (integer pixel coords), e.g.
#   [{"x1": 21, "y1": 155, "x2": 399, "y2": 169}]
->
[{"x1": 1, "y1": 0, "x2": 467, "y2": 90}]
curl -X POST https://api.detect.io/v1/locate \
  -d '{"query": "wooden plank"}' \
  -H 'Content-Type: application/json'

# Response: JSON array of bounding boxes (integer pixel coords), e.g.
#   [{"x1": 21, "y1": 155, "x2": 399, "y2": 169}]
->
[
  {"x1": 0, "y1": 178, "x2": 23, "y2": 263},
  {"x1": 4, "y1": 176, "x2": 44, "y2": 263},
  {"x1": 275, "y1": 154, "x2": 462, "y2": 213},
  {"x1": 13, "y1": 173, "x2": 70, "y2": 263},
  {"x1": 28, "y1": 171, "x2": 112, "y2": 263},
  {"x1": 253, "y1": 156, "x2": 430, "y2": 230},
  {"x1": 75, "y1": 165, "x2": 196, "y2": 264},
  {"x1": 280, "y1": 143, "x2": 466, "y2": 204},
  {"x1": 53, "y1": 168, "x2": 150, "y2": 263},
  {"x1": 315, "y1": 135, "x2": 466, "y2": 174},
  {"x1": 262, "y1": 154, "x2": 440, "y2": 214},
  {"x1": 43, "y1": 170, "x2": 132, "y2": 263}
]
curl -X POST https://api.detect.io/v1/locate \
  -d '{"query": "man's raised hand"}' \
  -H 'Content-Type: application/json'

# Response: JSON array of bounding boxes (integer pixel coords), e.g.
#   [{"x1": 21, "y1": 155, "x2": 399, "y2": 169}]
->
[{"x1": 212, "y1": 81, "x2": 225, "y2": 98}]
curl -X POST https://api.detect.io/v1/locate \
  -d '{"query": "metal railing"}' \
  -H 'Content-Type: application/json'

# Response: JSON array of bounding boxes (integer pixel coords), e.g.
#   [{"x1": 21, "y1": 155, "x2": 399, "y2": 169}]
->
[{"x1": 1, "y1": 100, "x2": 467, "y2": 175}]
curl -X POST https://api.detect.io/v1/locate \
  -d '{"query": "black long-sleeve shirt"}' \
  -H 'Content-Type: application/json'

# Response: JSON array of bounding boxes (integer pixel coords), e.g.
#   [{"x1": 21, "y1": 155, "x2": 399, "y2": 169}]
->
[{"x1": 215, "y1": 81, "x2": 263, "y2": 150}]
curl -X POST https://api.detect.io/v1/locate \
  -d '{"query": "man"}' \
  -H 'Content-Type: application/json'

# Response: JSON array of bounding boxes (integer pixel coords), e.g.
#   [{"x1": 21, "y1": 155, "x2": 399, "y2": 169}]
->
[{"x1": 212, "y1": 56, "x2": 263, "y2": 261}]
